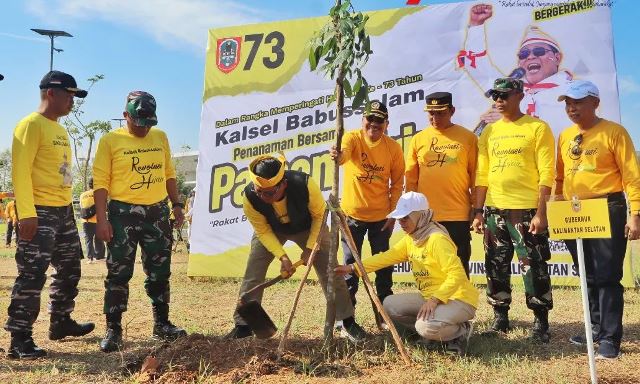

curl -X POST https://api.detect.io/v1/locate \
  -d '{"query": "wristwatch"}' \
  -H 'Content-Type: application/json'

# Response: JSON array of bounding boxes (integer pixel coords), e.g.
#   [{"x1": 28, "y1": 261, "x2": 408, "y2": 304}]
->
[{"x1": 172, "y1": 202, "x2": 185, "y2": 209}]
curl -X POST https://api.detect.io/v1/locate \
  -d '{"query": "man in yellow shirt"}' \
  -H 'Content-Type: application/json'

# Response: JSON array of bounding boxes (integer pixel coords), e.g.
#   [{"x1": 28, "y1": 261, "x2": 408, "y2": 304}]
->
[
  {"x1": 555, "y1": 80, "x2": 640, "y2": 359},
  {"x1": 329, "y1": 101, "x2": 404, "y2": 324},
  {"x1": 6, "y1": 71, "x2": 95, "y2": 359},
  {"x1": 5, "y1": 199, "x2": 19, "y2": 247},
  {"x1": 79, "y1": 178, "x2": 105, "y2": 262},
  {"x1": 406, "y1": 92, "x2": 478, "y2": 277},
  {"x1": 226, "y1": 154, "x2": 365, "y2": 342},
  {"x1": 93, "y1": 91, "x2": 187, "y2": 352},
  {"x1": 336, "y1": 192, "x2": 478, "y2": 355},
  {"x1": 471, "y1": 77, "x2": 554, "y2": 343}
]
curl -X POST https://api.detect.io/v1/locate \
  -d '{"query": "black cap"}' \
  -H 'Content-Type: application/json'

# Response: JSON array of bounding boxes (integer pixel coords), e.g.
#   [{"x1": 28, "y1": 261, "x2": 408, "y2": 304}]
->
[
  {"x1": 424, "y1": 92, "x2": 452, "y2": 111},
  {"x1": 0, "y1": 74, "x2": 4, "y2": 81},
  {"x1": 39, "y1": 70, "x2": 87, "y2": 98},
  {"x1": 366, "y1": 100, "x2": 388, "y2": 120}
]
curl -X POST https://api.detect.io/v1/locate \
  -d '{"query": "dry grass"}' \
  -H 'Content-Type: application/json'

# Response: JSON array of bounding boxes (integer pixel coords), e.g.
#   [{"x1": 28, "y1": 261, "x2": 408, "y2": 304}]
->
[{"x1": 0, "y1": 236, "x2": 637, "y2": 383}]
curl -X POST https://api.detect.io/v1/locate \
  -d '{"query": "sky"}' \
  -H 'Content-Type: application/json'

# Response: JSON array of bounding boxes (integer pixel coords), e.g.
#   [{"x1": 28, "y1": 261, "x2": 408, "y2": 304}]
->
[{"x1": 1, "y1": 0, "x2": 639, "y2": 155}]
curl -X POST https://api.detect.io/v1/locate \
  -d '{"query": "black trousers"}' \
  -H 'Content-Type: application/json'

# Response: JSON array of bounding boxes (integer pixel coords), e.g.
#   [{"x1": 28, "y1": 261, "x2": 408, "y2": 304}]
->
[
  {"x1": 83, "y1": 222, "x2": 105, "y2": 260},
  {"x1": 6, "y1": 220, "x2": 18, "y2": 245},
  {"x1": 440, "y1": 221, "x2": 472, "y2": 278},
  {"x1": 341, "y1": 217, "x2": 393, "y2": 306},
  {"x1": 564, "y1": 193, "x2": 627, "y2": 347}
]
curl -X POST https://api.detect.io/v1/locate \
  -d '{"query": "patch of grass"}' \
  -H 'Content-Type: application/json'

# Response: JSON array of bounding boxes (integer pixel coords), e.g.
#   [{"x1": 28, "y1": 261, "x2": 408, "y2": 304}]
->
[{"x1": 0, "y1": 246, "x2": 638, "y2": 383}]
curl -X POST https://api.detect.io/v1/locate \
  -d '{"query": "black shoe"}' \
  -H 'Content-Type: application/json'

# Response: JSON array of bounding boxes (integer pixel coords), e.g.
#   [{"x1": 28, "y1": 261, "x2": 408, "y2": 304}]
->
[
  {"x1": 482, "y1": 308, "x2": 509, "y2": 335},
  {"x1": 49, "y1": 315, "x2": 95, "y2": 340},
  {"x1": 7, "y1": 332, "x2": 47, "y2": 359},
  {"x1": 569, "y1": 333, "x2": 600, "y2": 346},
  {"x1": 339, "y1": 320, "x2": 367, "y2": 343},
  {"x1": 100, "y1": 328, "x2": 123, "y2": 352},
  {"x1": 225, "y1": 325, "x2": 253, "y2": 339},
  {"x1": 153, "y1": 321, "x2": 187, "y2": 341},
  {"x1": 596, "y1": 341, "x2": 622, "y2": 360},
  {"x1": 446, "y1": 321, "x2": 473, "y2": 356},
  {"x1": 530, "y1": 310, "x2": 550, "y2": 344}
]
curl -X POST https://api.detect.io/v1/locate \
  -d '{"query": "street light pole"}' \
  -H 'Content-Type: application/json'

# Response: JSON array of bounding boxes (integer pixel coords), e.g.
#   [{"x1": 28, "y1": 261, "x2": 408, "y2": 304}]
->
[
  {"x1": 111, "y1": 118, "x2": 126, "y2": 127},
  {"x1": 31, "y1": 29, "x2": 73, "y2": 71}
]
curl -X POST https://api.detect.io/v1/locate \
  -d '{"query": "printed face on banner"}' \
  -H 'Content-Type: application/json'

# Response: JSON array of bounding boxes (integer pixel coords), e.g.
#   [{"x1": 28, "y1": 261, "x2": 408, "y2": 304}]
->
[{"x1": 216, "y1": 37, "x2": 242, "y2": 73}]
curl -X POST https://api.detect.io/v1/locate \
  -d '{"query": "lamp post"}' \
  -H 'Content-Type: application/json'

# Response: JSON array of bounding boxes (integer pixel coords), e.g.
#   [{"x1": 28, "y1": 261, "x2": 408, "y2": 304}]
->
[
  {"x1": 111, "y1": 118, "x2": 126, "y2": 127},
  {"x1": 31, "y1": 29, "x2": 72, "y2": 71}
]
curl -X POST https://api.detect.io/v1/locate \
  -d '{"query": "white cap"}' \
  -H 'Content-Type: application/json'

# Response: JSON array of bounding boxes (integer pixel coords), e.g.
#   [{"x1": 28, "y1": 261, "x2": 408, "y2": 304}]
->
[
  {"x1": 557, "y1": 80, "x2": 600, "y2": 101},
  {"x1": 387, "y1": 192, "x2": 429, "y2": 219}
]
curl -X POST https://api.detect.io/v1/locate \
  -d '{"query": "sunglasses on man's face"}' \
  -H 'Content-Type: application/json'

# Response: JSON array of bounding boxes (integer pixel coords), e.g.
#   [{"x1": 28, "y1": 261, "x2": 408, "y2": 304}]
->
[
  {"x1": 254, "y1": 182, "x2": 283, "y2": 198},
  {"x1": 570, "y1": 133, "x2": 584, "y2": 156},
  {"x1": 518, "y1": 47, "x2": 554, "y2": 60},
  {"x1": 491, "y1": 91, "x2": 512, "y2": 101}
]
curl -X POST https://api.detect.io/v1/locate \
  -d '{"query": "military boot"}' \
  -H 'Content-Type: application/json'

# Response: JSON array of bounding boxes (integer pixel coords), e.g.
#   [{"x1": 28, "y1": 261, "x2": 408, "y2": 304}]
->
[
  {"x1": 530, "y1": 309, "x2": 550, "y2": 343},
  {"x1": 8, "y1": 331, "x2": 47, "y2": 359},
  {"x1": 49, "y1": 314, "x2": 95, "y2": 340},
  {"x1": 483, "y1": 307, "x2": 510, "y2": 335},
  {"x1": 152, "y1": 304, "x2": 187, "y2": 341},
  {"x1": 100, "y1": 312, "x2": 123, "y2": 353}
]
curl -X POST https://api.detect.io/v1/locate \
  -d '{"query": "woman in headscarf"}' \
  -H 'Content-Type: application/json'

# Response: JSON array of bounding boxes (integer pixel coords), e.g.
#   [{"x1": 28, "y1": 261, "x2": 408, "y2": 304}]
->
[{"x1": 335, "y1": 191, "x2": 478, "y2": 355}]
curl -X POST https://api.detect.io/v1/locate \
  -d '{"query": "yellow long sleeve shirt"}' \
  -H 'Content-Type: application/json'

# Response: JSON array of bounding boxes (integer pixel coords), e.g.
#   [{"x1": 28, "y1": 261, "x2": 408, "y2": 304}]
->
[
  {"x1": 476, "y1": 115, "x2": 555, "y2": 209},
  {"x1": 405, "y1": 125, "x2": 477, "y2": 221},
  {"x1": 358, "y1": 233, "x2": 478, "y2": 307},
  {"x1": 5, "y1": 201, "x2": 17, "y2": 223},
  {"x1": 243, "y1": 177, "x2": 325, "y2": 259},
  {"x1": 12, "y1": 112, "x2": 73, "y2": 218},
  {"x1": 555, "y1": 119, "x2": 640, "y2": 211},
  {"x1": 339, "y1": 130, "x2": 405, "y2": 222},
  {"x1": 93, "y1": 127, "x2": 176, "y2": 205}
]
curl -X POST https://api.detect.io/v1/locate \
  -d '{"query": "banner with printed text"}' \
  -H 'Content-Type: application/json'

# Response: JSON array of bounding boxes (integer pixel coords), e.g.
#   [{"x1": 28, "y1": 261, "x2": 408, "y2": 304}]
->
[{"x1": 189, "y1": 0, "x2": 634, "y2": 287}]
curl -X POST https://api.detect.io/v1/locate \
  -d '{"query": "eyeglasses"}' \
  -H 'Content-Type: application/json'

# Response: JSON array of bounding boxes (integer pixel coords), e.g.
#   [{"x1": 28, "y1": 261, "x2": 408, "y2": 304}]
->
[
  {"x1": 254, "y1": 182, "x2": 283, "y2": 198},
  {"x1": 570, "y1": 133, "x2": 583, "y2": 156},
  {"x1": 518, "y1": 47, "x2": 554, "y2": 60},
  {"x1": 491, "y1": 92, "x2": 512, "y2": 101}
]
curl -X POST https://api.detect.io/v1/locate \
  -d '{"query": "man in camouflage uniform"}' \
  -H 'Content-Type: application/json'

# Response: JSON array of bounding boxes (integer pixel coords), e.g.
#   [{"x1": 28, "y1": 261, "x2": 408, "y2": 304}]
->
[
  {"x1": 6, "y1": 71, "x2": 95, "y2": 359},
  {"x1": 471, "y1": 78, "x2": 554, "y2": 343},
  {"x1": 94, "y1": 91, "x2": 187, "y2": 352}
]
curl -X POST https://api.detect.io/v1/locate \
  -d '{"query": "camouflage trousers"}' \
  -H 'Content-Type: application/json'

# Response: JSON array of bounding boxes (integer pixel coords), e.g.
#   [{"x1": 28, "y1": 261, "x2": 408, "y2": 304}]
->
[
  {"x1": 483, "y1": 207, "x2": 553, "y2": 312},
  {"x1": 104, "y1": 199, "x2": 172, "y2": 314},
  {"x1": 5, "y1": 205, "x2": 83, "y2": 332}
]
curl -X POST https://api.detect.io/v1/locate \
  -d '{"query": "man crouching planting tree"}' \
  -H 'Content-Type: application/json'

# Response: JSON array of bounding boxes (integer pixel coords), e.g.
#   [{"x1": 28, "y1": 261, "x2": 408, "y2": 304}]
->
[
  {"x1": 93, "y1": 91, "x2": 187, "y2": 352},
  {"x1": 308, "y1": 0, "x2": 374, "y2": 341}
]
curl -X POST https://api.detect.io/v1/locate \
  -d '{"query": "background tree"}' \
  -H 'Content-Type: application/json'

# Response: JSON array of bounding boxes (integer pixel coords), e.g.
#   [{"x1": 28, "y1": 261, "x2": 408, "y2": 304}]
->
[
  {"x1": 0, "y1": 149, "x2": 12, "y2": 192},
  {"x1": 309, "y1": 0, "x2": 372, "y2": 341},
  {"x1": 62, "y1": 74, "x2": 112, "y2": 193}
]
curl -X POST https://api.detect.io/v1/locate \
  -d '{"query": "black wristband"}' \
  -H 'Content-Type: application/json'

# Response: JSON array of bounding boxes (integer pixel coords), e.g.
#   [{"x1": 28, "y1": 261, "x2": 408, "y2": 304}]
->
[
  {"x1": 473, "y1": 208, "x2": 484, "y2": 215},
  {"x1": 172, "y1": 202, "x2": 185, "y2": 209}
]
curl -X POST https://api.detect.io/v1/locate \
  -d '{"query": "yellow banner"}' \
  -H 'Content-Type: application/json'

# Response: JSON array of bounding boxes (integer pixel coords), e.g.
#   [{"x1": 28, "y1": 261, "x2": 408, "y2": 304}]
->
[{"x1": 547, "y1": 198, "x2": 611, "y2": 240}]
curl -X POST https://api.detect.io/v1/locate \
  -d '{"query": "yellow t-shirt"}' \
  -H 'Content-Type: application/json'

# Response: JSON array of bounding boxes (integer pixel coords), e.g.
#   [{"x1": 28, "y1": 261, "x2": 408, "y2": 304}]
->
[
  {"x1": 406, "y1": 124, "x2": 477, "y2": 221},
  {"x1": 243, "y1": 177, "x2": 325, "y2": 259},
  {"x1": 93, "y1": 127, "x2": 176, "y2": 205},
  {"x1": 476, "y1": 115, "x2": 555, "y2": 209},
  {"x1": 79, "y1": 189, "x2": 97, "y2": 223},
  {"x1": 360, "y1": 232, "x2": 478, "y2": 308},
  {"x1": 339, "y1": 130, "x2": 405, "y2": 222},
  {"x1": 556, "y1": 119, "x2": 640, "y2": 211},
  {"x1": 12, "y1": 112, "x2": 73, "y2": 218}
]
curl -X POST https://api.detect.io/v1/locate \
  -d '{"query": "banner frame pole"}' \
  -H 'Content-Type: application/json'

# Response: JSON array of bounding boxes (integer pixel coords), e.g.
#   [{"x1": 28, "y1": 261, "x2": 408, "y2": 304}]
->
[{"x1": 576, "y1": 237, "x2": 598, "y2": 384}]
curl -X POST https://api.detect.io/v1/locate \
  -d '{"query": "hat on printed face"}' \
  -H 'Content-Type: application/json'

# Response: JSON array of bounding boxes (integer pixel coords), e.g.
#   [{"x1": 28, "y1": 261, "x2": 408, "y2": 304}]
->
[
  {"x1": 126, "y1": 91, "x2": 158, "y2": 127},
  {"x1": 424, "y1": 92, "x2": 453, "y2": 112},
  {"x1": 387, "y1": 192, "x2": 430, "y2": 219},
  {"x1": 557, "y1": 80, "x2": 600, "y2": 101},
  {"x1": 520, "y1": 25, "x2": 560, "y2": 51},
  {"x1": 39, "y1": 71, "x2": 87, "y2": 98}
]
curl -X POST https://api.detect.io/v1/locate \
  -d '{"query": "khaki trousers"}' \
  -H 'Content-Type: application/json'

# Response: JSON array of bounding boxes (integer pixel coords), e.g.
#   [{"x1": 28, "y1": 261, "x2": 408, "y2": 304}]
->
[
  {"x1": 234, "y1": 228, "x2": 355, "y2": 325},
  {"x1": 383, "y1": 293, "x2": 476, "y2": 341}
]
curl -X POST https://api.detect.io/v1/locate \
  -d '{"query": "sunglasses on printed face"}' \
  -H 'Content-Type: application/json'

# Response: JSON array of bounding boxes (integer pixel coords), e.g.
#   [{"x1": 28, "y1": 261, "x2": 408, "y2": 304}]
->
[
  {"x1": 518, "y1": 47, "x2": 554, "y2": 60},
  {"x1": 254, "y1": 181, "x2": 283, "y2": 198},
  {"x1": 570, "y1": 133, "x2": 583, "y2": 156}
]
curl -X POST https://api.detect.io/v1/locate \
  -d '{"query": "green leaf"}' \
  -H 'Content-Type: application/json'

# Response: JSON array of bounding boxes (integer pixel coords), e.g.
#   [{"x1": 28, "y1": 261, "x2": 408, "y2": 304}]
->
[
  {"x1": 343, "y1": 79, "x2": 353, "y2": 98},
  {"x1": 309, "y1": 47, "x2": 318, "y2": 71},
  {"x1": 352, "y1": 84, "x2": 367, "y2": 109},
  {"x1": 353, "y1": 76, "x2": 362, "y2": 94}
]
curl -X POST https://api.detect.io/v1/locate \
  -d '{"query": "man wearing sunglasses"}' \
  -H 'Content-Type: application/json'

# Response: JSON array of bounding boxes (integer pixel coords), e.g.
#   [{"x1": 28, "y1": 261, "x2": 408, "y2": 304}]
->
[
  {"x1": 6, "y1": 71, "x2": 94, "y2": 359},
  {"x1": 406, "y1": 92, "x2": 477, "y2": 278},
  {"x1": 555, "y1": 80, "x2": 640, "y2": 360},
  {"x1": 472, "y1": 77, "x2": 555, "y2": 343},
  {"x1": 226, "y1": 154, "x2": 366, "y2": 342},
  {"x1": 462, "y1": 4, "x2": 573, "y2": 134},
  {"x1": 329, "y1": 101, "x2": 404, "y2": 329}
]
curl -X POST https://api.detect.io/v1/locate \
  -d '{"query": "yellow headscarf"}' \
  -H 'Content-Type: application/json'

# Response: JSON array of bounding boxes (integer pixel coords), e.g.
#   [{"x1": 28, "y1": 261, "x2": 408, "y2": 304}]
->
[{"x1": 248, "y1": 153, "x2": 287, "y2": 188}]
